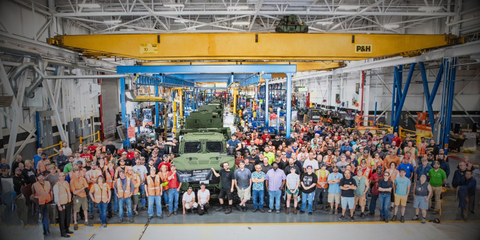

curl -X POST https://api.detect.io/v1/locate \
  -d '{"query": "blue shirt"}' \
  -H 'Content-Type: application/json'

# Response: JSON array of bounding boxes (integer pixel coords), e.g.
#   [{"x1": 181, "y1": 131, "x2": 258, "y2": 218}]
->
[
  {"x1": 340, "y1": 146, "x2": 353, "y2": 154},
  {"x1": 394, "y1": 177, "x2": 411, "y2": 196},
  {"x1": 251, "y1": 171, "x2": 266, "y2": 191},
  {"x1": 227, "y1": 139, "x2": 241, "y2": 147},
  {"x1": 327, "y1": 172, "x2": 343, "y2": 194},
  {"x1": 416, "y1": 164, "x2": 432, "y2": 181},
  {"x1": 33, "y1": 154, "x2": 42, "y2": 169},
  {"x1": 397, "y1": 163, "x2": 414, "y2": 179}
]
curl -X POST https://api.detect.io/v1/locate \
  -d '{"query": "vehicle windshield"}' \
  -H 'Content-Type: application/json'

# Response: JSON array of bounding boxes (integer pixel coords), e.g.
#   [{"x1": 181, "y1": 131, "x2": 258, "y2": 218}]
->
[
  {"x1": 184, "y1": 142, "x2": 202, "y2": 153},
  {"x1": 206, "y1": 142, "x2": 223, "y2": 153}
]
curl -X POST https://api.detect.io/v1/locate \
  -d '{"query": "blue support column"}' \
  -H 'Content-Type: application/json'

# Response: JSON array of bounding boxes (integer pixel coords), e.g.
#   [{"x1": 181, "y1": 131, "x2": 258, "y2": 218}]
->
[
  {"x1": 136, "y1": 108, "x2": 141, "y2": 133},
  {"x1": 439, "y1": 58, "x2": 450, "y2": 144},
  {"x1": 391, "y1": 67, "x2": 398, "y2": 126},
  {"x1": 120, "y1": 77, "x2": 129, "y2": 147},
  {"x1": 277, "y1": 108, "x2": 280, "y2": 134},
  {"x1": 155, "y1": 86, "x2": 159, "y2": 128},
  {"x1": 286, "y1": 73, "x2": 292, "y2": 138},
  {"x1": 265, "y1": 78, "x2": 269, "y2": 127},
  {"x1": 443, "y1": 57, "x2": 457, "y2": 153},
  {"x1": 392, "y1": 63, "x2": 416, "y2": 133},
  {"x1": 420, "y1": 62, "x2": 444, "y2": 140},
  {"x1": 374, "y1": 102, "x2": 377, "y2": 126}
]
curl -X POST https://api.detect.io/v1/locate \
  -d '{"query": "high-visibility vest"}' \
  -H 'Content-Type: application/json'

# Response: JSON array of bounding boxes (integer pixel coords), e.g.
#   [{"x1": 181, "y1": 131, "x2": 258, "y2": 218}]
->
[
  {"x1": 386, "y1": 168, "x2": 399, "y2": 182},
  {"x1": 101, "y1": 166, "x2": 114, "y2": 189},
  {"x1": 146, "y1": 175, "x2": 162, "y2": 196},
  {"x1": 38, "y1": 160, "x2": 47, "y2": 172},
  {"x1": 417, "y1": 143, "x2": 427, "y2": 157},
  {"x1": 130, "y1": 174, "x2": 140, "y2": 194},
  {"x1": 159, "y1": 172, "x2": 169, "y2": 190},
  {"x1": 91, "y1": 183, "x2": 110, "y2": 204},
  {"x1": 404, "y1": 147, "x2": 416, "y2": 157},
  {"x1": 315, "y1": 170, "x2": 329, "y2": 188},
  {"x1": 115, "y1": 177, "x2": 131, "y2": 199},
  {"x1": 87, "y1": 169, "x2": 102, "y2": 189},
  {"x1": 362, "y1": 168, "x2": 371, "y2": 180},
  {"x1": 33, "y1": 181, "x2": 52, "y2": 205},
  {"x1": 56, "y1": 181, "x2": 71, "y2": 205}
]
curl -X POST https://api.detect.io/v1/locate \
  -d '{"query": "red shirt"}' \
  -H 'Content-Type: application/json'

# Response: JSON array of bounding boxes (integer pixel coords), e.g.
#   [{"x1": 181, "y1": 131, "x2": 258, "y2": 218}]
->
[
  {"x1": 126, "y1": 152, "x2": 135, "y2": 160},
  {"x1": 80, "y1": 153, "x2": 93, "y2": 161},
  {"x1": 370, "y1": 172, "x2": 383, "y2": 195},
  {"x1": 167, "y1": 171, "x2": 180, "y2": 189},
  {"x1": 392, "y1": 137, "x2": 402, "y2": 147},
  {"x1": 117, "y1": 149, "x2": 126, "y2": 155},
  {"x1": 87, "y1": 145, "x2": 97, "y2": 152},
  {"x1": 261, "y1": 134, "x2": 270, "y2": 143}
]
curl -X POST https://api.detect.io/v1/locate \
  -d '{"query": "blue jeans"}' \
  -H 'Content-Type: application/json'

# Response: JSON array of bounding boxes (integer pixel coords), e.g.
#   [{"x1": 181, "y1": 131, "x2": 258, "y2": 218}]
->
[
  {"x1": 162, "y1": 190, "x2": 169, "y2": 206},
  {"x1": 118, "y1": 197, "x2": 133, "y2": 219},
  {"x1": 108, "y1": 189, "x2": 117, "y2": 213},
  {"x1": 168, "y1": 188, "x2": 179, "y2": 213},
  {"x1": 302, "y1": 192, "x2": 315, "y2": 213},
  {"x1": 264, "y1": 182, "x2": 269, "y2": 207},
  {"x1": 252, "y1": 190, "x2": 264, "y2": 210},
  {"x1": 148, "y1": 195, "x2": 162, "y2": 216},
  {"x1": 139, "y1": 184, "x2": 147, "y2": 208},
  {"x1": 369, "y1": 194, "x2": 378, "y2": 215},
  {"x1": 269, "y1": 190, "x2": 281, "y2": 210},
  {"x1": 379, "y1": 194, "x2": 390, "y2": 219},
  {"x1": 39, "y1": 204, "x2": 49, "y2": 233},
  {"x1": 314, "y1": 188, "x2": 327, "y2": 208},
  {"x1": 88, "y1": 190, "x2": 95, "y2": 216},
  {"x1": 97, "y1": 202, "x2": 108, "y2": 224}
]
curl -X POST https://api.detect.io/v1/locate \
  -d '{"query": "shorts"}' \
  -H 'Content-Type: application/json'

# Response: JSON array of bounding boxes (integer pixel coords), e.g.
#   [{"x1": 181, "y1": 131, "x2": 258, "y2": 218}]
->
[
  {"x1": 237, "y1": 187, "x2": 251, "y2": 200},
  {"x1": 394, "y1": 194, "x2": 407, "y2": 207},
  {"x1": 341, "y1": 197, "x2": 354, "y2": 209},
  {"x1": 413, "y1": 195, "x2": 428, "y2": 210},
  {"x1": 73, "y1": 196, "x2": 88, "y2": 213},
  {"x1": 354, "y1": 194, "x2": 366, "y2": 207},
  {"x1": 184, "y1": 202, "x2": 198, "y2": 209},
  {"x1": 219, "y1": 188, "x2": 232, "y2": 200},
  {"x1": 328, "y1": 193, "x2": 341, "y2": 203},
  {"x1": 132, "y1": 194, "x2": 139, "y2": 205},
  {"x1": 286, "y1": 188, "x2": 299, "y2": 195}
]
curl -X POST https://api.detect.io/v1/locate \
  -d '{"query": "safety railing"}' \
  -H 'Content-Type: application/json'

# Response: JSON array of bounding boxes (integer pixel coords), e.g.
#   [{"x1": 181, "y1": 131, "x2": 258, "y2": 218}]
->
[
  {"x1": 41, "y1": 141, "x2": 63, "y2": 158},
  {"x1": 355, "y1": 115, "x2": 380, "y2": 129},
  {"x1": 41, "y1": 131, "x2": 101, "y2": 159},
  {"x1": 79, "y1": 131, "x2": 101, "y2": 144}
]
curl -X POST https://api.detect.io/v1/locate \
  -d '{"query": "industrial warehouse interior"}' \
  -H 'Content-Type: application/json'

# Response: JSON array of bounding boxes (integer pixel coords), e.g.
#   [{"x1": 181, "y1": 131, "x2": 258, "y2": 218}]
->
[{"x1": 0, "y1": 0, "x2": 479, "y2": 239}]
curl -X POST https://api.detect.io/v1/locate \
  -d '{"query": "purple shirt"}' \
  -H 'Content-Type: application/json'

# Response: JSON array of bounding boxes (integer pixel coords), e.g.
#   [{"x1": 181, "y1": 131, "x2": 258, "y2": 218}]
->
[{"x1": 266, "y1": 168, "x2": 286, "y2": 191}]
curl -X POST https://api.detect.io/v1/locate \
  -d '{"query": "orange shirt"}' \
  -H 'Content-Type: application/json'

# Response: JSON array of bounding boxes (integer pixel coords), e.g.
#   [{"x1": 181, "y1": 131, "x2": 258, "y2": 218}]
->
[
  {"x1": 70, "y1": 176, "x2": 88, "y2": 198},
  {"x1": 384, "y1": 156, "x2": 400, "y2": 169}
]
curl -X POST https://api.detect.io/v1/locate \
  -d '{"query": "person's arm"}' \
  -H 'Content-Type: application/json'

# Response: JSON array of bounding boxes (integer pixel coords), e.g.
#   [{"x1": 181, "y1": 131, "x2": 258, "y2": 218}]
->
[
  {"x1": 426, "y1": 184, "x2": 433, "y2": 202},
  {"x1": 182, "y1": 198, "x2": 187, "y2": 215},
  {"x1": 363, "y1": 179, "x2": 370, "y2": 195},
  {"x1": 128, "y1": 180, "x2": 134, "y2": 198},
  {"x1": 89, "y1": 185, "x2": 95, "y2": 201},
  {"x1": 210, "y1": 168, "x2": 220, "y2": 178},
  {"x1": 236, "y1": 142, "x2": 242, "y2": 151},
  {"x1": 412, "y1": 182, "x2": 416, "y2": 196},
  {"x1": 406, "y1": 184, "x2": 411, "y2": 198},
  {"x1": 442, "y1": 171, "x2": 447, "y2": 185},
  {"x1": 265, "y1": 179, "x2": 269, "y2": 192}
]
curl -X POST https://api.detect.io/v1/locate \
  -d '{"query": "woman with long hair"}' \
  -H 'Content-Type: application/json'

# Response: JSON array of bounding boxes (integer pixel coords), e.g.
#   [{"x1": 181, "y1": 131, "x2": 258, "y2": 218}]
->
[
  {"x1": 89, "y1": 175, "x2": 111, "y2": 228},
  {"x1": 385, "y1": 162, "x2": 399, "y2": 210},
  {"x1": 378, "y1": 171, "x2": 393, "y2": 223}
]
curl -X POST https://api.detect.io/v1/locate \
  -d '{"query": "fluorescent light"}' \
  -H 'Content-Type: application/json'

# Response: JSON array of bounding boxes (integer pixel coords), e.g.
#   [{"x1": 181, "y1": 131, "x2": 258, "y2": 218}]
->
[
  {"x1": 418, "y1": 6, "x2": 441, "y2": 12},
  {"x1": 78, "y1": 3, "x2": 101, "y2": 8},
  {"x1": 383, "y1": 24, "x2": 400, "y2": 29},
  {"x1": 174, "y1": 19, "x2": 190, "y2": 23},
  {"x1": 164, "y1": 3, "x2": 185, "y2": 8},
  {"x1": 316, "y1": 21, "x2": 334, "y2": 25},
  {"x1": 232, "y1": 21, "x2": 250, "y2": 26},
  {"x1": 337, "y1": 5, "x2": 361, "y2": 10},
  {"x1": 119, "y1": 28, "x2": 135, "y2": 32},
  {"x1": 227, "y1": 5, "x2": 249, "y2": 10},
  {"x1": 103, "y1": 20, "x2": 122, "y2": 24},
  {"x1": 215, "y1": 17, "x2": 227, "y2": 21}
]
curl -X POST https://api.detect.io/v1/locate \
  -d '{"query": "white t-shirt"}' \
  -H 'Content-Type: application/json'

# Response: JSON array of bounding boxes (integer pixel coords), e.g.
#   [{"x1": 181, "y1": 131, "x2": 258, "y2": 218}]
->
[
  {"x1": 303, "y1": 159, "x2": 319, "y2": 170},
  {"x1": 182, "y1": 191, "x2": 195, "y2": 203},
  {"x1": 197, "y1": 189, "x2": 210, "y2": 204},
  {"x1": 133, "y1": 165, "x2": 148, "y2": 181},
  {"x1": 74, "y1": 157, "x2": 86, "y2": 166},
  {"x1": 62, "y1": 147, "x2": 73, "y2": 156}
]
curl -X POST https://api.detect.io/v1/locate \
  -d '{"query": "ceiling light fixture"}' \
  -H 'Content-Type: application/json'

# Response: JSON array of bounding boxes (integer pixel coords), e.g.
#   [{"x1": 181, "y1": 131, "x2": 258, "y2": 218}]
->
[
  {"x1": 316, "y1": 21, "x2": 334, "y2": 25},
  {"x1": 164, "y1": 3, "x2": 185, "y2": 8},
  {"x1": 227, "y1": 6, "x2": 249, "y2": 10},
  {"x1": 78, "y1": 3, "x2": 101, "y2": 8},
  {"x1": 232, "y1": 21, "x2": 250, "y2": 26},
  {"x1": 383, "y1": 24, "x2": 400, "y2": 29},
  {"x1": 418, "y1": 6, "x2": 442, "y2": 12},
  {"x1": 174, "y1": 19, "x2": 190, "y2": 23},
  {"x1": 337, "y1": 5, "x2": 361, "y2": 10},
  {"x1": 119, "y1": 28, "x2": 135, "y2": 32},
  {"x1": 103, "y1": 20, "x2": 122, "y2": 24}
]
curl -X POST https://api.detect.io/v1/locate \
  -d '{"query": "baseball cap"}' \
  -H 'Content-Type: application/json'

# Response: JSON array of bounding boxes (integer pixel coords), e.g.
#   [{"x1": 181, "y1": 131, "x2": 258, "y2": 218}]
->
[
  {"x1": 307, "y1": 165, "x2": 313, "y2": 169},
  {"x1": 320, "y1": 163, "x2": 327, "y2": 168},
  {"x1": 427, "y1": 152, "x2": 433, "y2": 156},
  {"x1": 377, "y1": 165, "x2": 383, "y2": 169}
]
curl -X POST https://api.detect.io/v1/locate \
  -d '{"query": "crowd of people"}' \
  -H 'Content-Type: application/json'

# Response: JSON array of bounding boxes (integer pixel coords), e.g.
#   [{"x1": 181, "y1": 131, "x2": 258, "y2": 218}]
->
[{"x1": 1, "y1": 123, "x2": 480, "y2": 238}]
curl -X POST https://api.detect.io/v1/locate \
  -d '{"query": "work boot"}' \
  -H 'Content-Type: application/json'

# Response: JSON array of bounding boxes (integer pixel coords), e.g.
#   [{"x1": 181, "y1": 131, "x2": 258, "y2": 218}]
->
[
  {"x1": 225, "y1": 207, "x2": 232, "y2": 214},
  {"x1": 118, "y1": 218, "x2": 123, "y2": 223},
  {"x1": 400, "y1": 216, "x2": 405, "y2": 223},
  {"x1": 129, "y1": 218, "x2": 134, "y2": 223},
  {"x1": 391, "y1": 215, "x2": 397, "y2": 221},
  {"x1": 360, "y1": 212, "x2": 365, "y2": 219},
  {"x1": 215, "y1": 206, "x2": 224, "y2": 212},
  {"x1": 74, "y1": 223, "x2": 78, "y2": 230},
  {"x1": 286, "y1": 208, "x2": 290, "y2": 214},
  {"x1": 293, "y1": 208, "x2": 297, "y2": 214}
]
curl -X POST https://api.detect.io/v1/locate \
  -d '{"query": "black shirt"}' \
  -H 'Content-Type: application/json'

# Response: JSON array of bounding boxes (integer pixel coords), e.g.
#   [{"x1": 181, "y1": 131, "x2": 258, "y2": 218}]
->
[
  {"x1": 379, "y1": 180, "x2": 393, "y2": 194},
  {"x1": 244, "y1": 164, "x2": 254, "y2": 173},
  {"x1": 219, "y1": 169, "x2": 235, "y2": 190},
  {"x1": 300, "y1": 172, "x2": 318, "y2": 194},
  {"x1": 22, "y1": 168, "x2": 36, "y2": 184},
  {"x1": 105, "y1": 144, "x2": 117, "y2": 155},
  {"x1": 13, "y1": 175, "x2": 26, "y2": 195},
  {"x1": 284, "y1": 164, "x2": 301, "y2": 176},
  {"x1": 340, "y1": 177, "x2": 357, "y2": 197}
]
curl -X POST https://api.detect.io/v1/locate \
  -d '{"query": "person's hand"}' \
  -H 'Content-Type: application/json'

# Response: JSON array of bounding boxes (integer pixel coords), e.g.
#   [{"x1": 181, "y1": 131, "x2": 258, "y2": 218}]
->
[
  {"x1": 230, "y1": 188, "x2": 234, "y2": 193},
  {"x1": 424, "y1": 198, "x2": 429, "y2": 202},
  {"x1": 58, "y1": 205, "x2": 63, "y2": 211},
  {"x1": 183, "y1": 210, "x2": 186, "y2": 215},
  {"x1": 177, "y1": 188, "x2": 180, "y2": 192}
]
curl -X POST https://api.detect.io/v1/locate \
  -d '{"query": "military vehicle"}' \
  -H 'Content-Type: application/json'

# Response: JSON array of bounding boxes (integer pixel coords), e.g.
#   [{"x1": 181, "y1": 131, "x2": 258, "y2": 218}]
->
[{"x1": 275, "y1": 14, "x2": 309, "y2": 33}]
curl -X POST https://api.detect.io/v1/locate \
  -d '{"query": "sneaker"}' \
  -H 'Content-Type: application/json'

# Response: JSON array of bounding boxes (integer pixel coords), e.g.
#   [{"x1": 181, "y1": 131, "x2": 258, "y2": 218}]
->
[
  {"x1": 107, "y1": 213, "x2": 113, "y2": 219},
  {"x1": 242, "y1": 206, "x2": 247, "y2": 212},
  {"x1": 158, "y1": 215, "x2": 163, "y2": 219},
  {"x1": 173, "y1": 211, "x2": 178, "y2": 215},
  {"x1": 400, "y1": 216, "x2": 405, "y2": 223},
  {"x1": 215, "y1": 207, "x2": 224, "y2": 212},
  {"x1": 268, "y1": 209, "x2": 272, "y2": 213},
  {"x1": 391, "y1": 215, "x2": 397, "y2": 221},
  {"x1": 312, "y1": 206, "x2": 316, "y2": 212},
  {"x1": 300, "y1": 210, "x2": 305, "y2": 214},
  {"x1": 351, "y1": 216, "x2": 354, "y2": 221},
  {"x1": 236, "y1": 205, "x2": 243, "y2": 211},
  {"x1": 334, "y1": 209, "x2": 338, "y2": 215},
  {"x1": 85, "y1": 221, "x2": 92, "y2": 226},
  {"x1": 421, "y1": 218, "x2": 426, "y2": 224},
  {"x1": 338, "y1": 215, "x2": 345, "y2": 221},
  {"x1": 380, "y1": 217, "x2": 385, "y2": 221},
  {"x1": 286, "y1": 208, "x2": 290, "y2": 214},
  {"x1": 102, "y1": 224, "x2": 107, "y2": 228},
  {"x1": 129, "y1": 218, "x2": 134, "y2": 223},
  {"x1": 252, "y1": 209, "x2": 257, "y2": 213},
  {"x1": 293, "y1": 208, "x2": 297, "y2": 214},
  {"x1": 74, "y1": 223, "x2": 78, "y2": 230},
  {"x1": 276, "y1": 210, "x2": 280, "y2": 214},
  {"x1": 389, "y1": 206, "x2": 393, "y2": 212},
  {"x1": 330, "y1": 209, "x2": 334, "y2": 215},
  {"x1": 118, "y1": 218, "x2": 123, "y2": 223},
  {"x1": 432, "y1": 210, "x2": 439, "y2": 214},
  {"x1": 134, "y1": 210, "x2": 139, "y2": 216},
  {"x1": 167, "y1": 212, "x2": 172, "y2": 217},
  {"x1": 369, "y1": 212, "x2": 375, "y2": 216},
  {"x1": 360, "y1": 213, "x2": 365, "y2": 219},
  {"x1": 308, "y1": 212, "x2": 312, "y2": 215},
  {"x1": 412, "y1": 215, "x2": 419, "y2": 220},
  {"x1": 259, "y1": 209, "x2": 265, "y2": 213},
  {"x1": 385, "y1": 218, "x2": 389, "y2": 223},
  {"x1": 225, "y1": 207, "x2": 232, "y2": 214}
]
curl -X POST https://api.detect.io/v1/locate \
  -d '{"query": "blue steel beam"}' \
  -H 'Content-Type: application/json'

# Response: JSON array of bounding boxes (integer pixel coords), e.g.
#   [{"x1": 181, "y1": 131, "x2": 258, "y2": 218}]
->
[
  {"x1": 443, "y1": 57, "x2": 457, "y2": 152},
  {"x1": 239, "y1": 74, "x2": 260, "y2": 87},
  {"x1": 391, "y1": 67, "x2": 397, "y2": 126},
  {"x1": 117, "y1": 64, "x2": 297, "y2": 74},
  {"x1": 286, "y1": 73, "x2": 292, "y2": 138},
  {"x1": 265, "y1": 77, "x2": 269, "y2": 127},
  {"x1": 155, "y1": 86, "x2": 159, "y2": 128},
  {"x1": 120, "y1": 77, "x2": 129, "y2": 147},
  {"x1": 419, "y1": 62, "x2": 443, "y2": 139},
  {"x1": 392, "y1": 63, "x2": 416, "y2": 133}
]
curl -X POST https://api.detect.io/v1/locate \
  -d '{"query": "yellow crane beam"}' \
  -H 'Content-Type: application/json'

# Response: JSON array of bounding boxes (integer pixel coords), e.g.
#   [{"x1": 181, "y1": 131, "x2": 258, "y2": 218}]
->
[
  {"x1": 140, "y1": 61, "x2": 344, "y2": 72},
  {"x1": 48, "y1": 33, "x2": 462, "y2": 62}
]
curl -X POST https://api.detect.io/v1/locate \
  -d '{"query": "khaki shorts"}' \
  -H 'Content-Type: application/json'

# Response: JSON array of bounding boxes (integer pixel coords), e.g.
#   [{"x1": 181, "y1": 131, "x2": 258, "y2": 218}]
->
[
  {"x1": 328, "y1": 193, "x2": 341, "y2": 203},
  {"x1": 237, "y1": 187, "x2": 251, "y2": 200},
  {"x1": 73, "y1": 196, "x2": 88, "y2": 213},
  {"x1": 354, "y1": 195, "x2": 366, "y2": 206},
  {"x1": 394, "y1": 194, "x2": 407, "y2": 207}
]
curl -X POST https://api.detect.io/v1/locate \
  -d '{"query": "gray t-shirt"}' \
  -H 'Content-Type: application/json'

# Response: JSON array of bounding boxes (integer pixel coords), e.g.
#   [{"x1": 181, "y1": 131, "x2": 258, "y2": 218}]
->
[
  {"x1": 45, "y1": 173, "x2": 59, "y2": 188},
  {"x1": 133, "y1": 165, "x2": 148, "y2": 182},
  {"x1": 234, "y1": 168, "x2": 252, "y2": 189},
  {"x1": 336, "y1": 161, "x2": 349, "y2": 172},
  {"x1": 286, "y1": 173, "x2": 300, "y2": 190},
  {"x1": 197, "y1": 189, "x2": 210, "y2": 204}
]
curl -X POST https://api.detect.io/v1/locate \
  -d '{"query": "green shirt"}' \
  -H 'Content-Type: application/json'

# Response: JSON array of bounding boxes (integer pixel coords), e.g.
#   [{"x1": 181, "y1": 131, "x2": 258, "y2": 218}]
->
[
  {"x1": 428, "y1": 168, "x2": 446, "y2": 187},
  {"x1": 353, "y1": 175, "x2": 367, "y2": 196},
  {"x1": 264, "y1": 152, "x2": 275, "y2": 165},
  {"x1": 63, "y1": 163, "x2": 73, "y2": 173}
]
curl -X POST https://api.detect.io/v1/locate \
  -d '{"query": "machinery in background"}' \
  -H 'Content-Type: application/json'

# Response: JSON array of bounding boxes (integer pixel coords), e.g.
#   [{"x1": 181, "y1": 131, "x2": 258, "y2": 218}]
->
[{"x1": 275, "y1": 15, "x2": 309, "y2": 33}]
